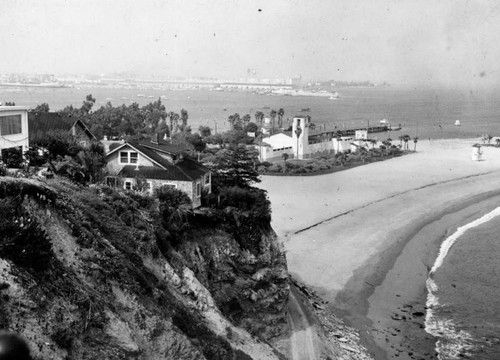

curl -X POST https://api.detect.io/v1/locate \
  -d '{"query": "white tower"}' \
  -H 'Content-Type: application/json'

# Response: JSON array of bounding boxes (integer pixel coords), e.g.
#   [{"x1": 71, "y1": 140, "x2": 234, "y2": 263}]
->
[{"x1": 292, "y1": 116, "x2": 309, "y2": 159}]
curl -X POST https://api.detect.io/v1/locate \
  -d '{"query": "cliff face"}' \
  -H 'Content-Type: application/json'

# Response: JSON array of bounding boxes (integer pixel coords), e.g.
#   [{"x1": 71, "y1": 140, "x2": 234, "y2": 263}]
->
[
  {"x1": 0, "y1": 177, "x2": 288, "y2": 360},
  {"x1": 176, "y1": 227, "x2": 289, "y2": 340}
]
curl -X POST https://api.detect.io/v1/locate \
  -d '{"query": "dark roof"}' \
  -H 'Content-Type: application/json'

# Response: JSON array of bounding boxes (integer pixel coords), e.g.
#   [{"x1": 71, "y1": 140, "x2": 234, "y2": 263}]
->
[
  {"x1": 118, "y1": 159, "x2": 208, "y2": 182},
  {"x1": 28, "y1": 112, "x2": 96, "y2": 143},
  {"x1": 137, "y1": 139, "x2": 186, "y2": 155},
  {"x1": 110, "y1": 141, "x2": 210, "y2": 182}
]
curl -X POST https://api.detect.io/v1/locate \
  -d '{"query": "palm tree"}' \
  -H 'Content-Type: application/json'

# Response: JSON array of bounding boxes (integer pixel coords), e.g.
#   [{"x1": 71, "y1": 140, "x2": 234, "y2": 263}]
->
[
  {"x1": 270, "y1": 109, "x2": 277, "y2": 134},
  {"x1": 413, "y1": 137, "x2": 418, "y2": 151},
  {"x1": 282, "y1": 153, "x2": 289, "y2": 173},
  {"x1": 277, "y1": 108, "x2": 285, "y2": 129},
  {"x1": 254, "y1": 111, "x2": 264, "y2": 126},
  {"x1": 242, "y1": 114, "x2": 251, "y2": 128},
  {"x1": 403, "y1": 135, "x2": 410, "y2": 150}
]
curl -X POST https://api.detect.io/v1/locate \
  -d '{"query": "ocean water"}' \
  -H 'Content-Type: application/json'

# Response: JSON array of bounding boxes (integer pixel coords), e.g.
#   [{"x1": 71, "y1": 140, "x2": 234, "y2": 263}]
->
[
  {"x1": 2, "y1": 86, "x2": 500, "y2": 140},
  {"x1": 426, "y1": 208, "x2": 500, "y2": 359}
]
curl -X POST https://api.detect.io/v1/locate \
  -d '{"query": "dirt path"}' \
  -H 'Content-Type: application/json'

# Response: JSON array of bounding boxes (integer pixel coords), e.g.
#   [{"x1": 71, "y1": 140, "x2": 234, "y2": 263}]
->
[{"x1": 288, "y1": 286, "x2": 318, "y2": 360}]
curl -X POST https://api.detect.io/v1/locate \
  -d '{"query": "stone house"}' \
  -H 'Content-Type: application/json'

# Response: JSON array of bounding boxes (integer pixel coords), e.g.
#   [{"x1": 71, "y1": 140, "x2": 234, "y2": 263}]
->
[{"x1": 105, "y1": 137, "x2": 211, "y2": 208}]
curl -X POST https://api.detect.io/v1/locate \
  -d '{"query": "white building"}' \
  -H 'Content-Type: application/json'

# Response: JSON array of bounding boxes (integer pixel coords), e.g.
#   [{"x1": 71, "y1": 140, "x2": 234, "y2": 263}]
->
[
  {"x1": 0, "y1": 106, "x2": 30, "y2": 155},
  {"x1": 257, "y1": 133, "x2": 294, "y2": 161},
  {"x1": 291, "y1": 116, "x2": 371, "y2": 159}
]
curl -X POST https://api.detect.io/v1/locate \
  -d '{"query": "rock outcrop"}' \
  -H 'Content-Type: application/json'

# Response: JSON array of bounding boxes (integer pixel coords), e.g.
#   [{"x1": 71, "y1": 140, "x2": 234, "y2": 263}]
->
[{"x1": 0, "y1": 177, "x2": 287, "y2": 359}]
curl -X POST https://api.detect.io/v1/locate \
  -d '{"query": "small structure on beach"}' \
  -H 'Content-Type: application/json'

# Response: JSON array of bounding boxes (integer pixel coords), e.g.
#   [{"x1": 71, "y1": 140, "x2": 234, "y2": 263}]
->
[{"x1": 471, "y1": 144, "x2": 482, "y2": 161}]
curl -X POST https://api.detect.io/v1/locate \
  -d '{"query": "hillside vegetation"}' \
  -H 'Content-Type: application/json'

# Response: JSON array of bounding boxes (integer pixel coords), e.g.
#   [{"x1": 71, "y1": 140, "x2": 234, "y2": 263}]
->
[{"x1": 0, "y1": 176, "x2": 288, "y2": 360}]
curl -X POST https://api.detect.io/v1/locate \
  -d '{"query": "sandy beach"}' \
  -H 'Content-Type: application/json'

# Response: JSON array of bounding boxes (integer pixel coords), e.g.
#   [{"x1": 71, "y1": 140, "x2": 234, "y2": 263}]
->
[{"x1": 259, "y1": 139, "x2": 500, "y2": 359}]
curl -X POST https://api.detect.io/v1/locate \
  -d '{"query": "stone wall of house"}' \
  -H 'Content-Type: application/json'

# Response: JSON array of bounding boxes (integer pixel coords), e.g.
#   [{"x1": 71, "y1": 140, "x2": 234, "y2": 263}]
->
[{"x1": 149, "y1": 179, "x2": 201, "y2": 208}]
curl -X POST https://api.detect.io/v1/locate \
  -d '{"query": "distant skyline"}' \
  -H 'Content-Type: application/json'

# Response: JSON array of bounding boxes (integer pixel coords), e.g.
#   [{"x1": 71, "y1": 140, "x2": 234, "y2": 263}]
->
[{"x1": 2, "y1": 0, "x2": 500, "y2": 88}]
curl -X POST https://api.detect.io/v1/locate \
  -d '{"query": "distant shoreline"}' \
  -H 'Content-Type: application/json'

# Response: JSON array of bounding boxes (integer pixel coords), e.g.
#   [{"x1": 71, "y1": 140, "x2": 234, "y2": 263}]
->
[{"x1": 0, "y1": 83, "x2": 70, "y2": 89}]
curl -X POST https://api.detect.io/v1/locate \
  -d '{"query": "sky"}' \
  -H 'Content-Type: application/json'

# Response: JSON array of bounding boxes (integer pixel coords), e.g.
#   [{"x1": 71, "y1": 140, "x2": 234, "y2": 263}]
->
[{"x1": 1, "y1": 0, "x2": 500, "y2": 88}]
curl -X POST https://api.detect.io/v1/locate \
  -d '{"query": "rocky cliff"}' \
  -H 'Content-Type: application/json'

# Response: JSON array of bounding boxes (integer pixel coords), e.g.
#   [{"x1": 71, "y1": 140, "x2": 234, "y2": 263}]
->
[{"x1": 0, "y1": 177, "x2": 288, "y2": 359}]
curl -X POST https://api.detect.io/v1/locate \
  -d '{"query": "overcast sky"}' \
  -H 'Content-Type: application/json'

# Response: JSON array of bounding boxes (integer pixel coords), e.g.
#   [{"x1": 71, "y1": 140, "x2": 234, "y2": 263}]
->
[{"x1": 1, "y1": 0, "x2": 500, "y2": 88}]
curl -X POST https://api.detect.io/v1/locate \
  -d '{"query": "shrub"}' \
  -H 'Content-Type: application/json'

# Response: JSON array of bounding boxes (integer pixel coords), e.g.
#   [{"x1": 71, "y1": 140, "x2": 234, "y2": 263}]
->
[
  {"x1": 0, "y1": 198, "x2": 53, "y2": 271},
  {"x1": 155, "y1": 185, "x2": 191, "y2": 208},
  {"x1": 218, "y1": 186, "x2": 271, "y2": 217}
]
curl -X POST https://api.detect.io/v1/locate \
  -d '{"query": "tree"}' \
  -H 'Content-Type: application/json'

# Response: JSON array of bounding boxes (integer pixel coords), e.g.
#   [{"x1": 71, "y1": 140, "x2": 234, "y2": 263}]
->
[
  {"x1": 179, "y1": 109, "x2": 189, "y2": 132},
  {"x1": 254, "y1": 111, "x2": 264, "y2": 126},
  {"x1": 242, "y1": 114, "x2": 251, "y2": 128},
  {"x1": 33, "y1": 103, "x2": 50, "y2": 112},
  {"x1": 277, "y1": 108, "x2": 285, "y2": 128},
  {"x1": 403, "y1": 135, "x2": 410, "y2": 150},
  {"x1": 269, "y1": 109, "x2": 277, "y2": 134},
  {"x1": 244, "y1": 122, "x2": 259, "y2": 133},
  {"x1": 198, "y1": 125, "x2": 212, "y2": 138},
  {"x1": 169, "y1": 112, "x2": 180, "y2": 133},
  {"x1": 282, "y1": 153, "x2": 289, "y2": 173},
  {"x1": 228, "y1": 113, "x2": 242, "y2": 130},
  {"x1": 81, "y1": 94, "x2": 96, "y2": 114},
  {"x1": 207, "y1": 143, "x2": 260, "y2": 189}
]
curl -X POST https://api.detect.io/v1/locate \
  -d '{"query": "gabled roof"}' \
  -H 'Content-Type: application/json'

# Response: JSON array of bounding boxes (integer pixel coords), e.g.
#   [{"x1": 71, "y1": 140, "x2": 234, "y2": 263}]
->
[
  {"x1": 28, "y1": 112, "x2": 96, "y2": 143},
  {"x1": 137, "y1": 139, "x2": 186, "y2": 155},
  {"x1": 109, "y1": 141, "x2": 210, "y2": 182},
  {"x1": 118, "y1": 157, "x2": 209, "y2": 182}
]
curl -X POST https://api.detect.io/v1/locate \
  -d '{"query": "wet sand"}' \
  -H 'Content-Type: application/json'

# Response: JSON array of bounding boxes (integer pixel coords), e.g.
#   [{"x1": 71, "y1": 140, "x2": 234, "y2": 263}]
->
[{"x1": 259, "y1": 139, "x2": 500, "y2": 359}]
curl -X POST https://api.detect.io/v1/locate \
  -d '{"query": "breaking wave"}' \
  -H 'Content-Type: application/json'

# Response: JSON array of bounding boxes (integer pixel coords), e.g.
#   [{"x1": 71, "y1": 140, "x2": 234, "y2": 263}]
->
[{"x1": 425, "y1": 206, "x2": 500, "y2": 359}]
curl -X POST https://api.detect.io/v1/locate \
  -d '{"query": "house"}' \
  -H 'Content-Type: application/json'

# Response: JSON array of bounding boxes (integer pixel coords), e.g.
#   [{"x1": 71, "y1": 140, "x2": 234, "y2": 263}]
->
[
  {"x1": 0, "y1": 106, "x2": 30, "y2": 156},
  {"x1": 105, "y1": 136, "x2": 211, "y2": 208},
  {"x1": 28, "y1": 111, "x2": 96, "y2": 147}
]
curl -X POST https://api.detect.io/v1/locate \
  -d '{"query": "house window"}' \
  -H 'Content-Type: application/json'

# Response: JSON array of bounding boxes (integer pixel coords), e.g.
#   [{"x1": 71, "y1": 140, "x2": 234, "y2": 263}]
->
[
  {"x1": 143, "y1": 181, "x2": 152, "y2": 192},
  {"x1": 106, "y1": 177, "x2": 117, "y2": 187},
  {"x1": 124, "y1": 181, "x2": 132, "y2": 190},
  {"x1": 204, "y1": 173, "x2": 210, "y2": 184},
  {"x1": 196, "y1": 182, "x2": 201, "y2": 197},
  {"x1": 130, "y1": 152, "x2": 138, "y2": 164},
  {"x1": 119, "y1": 151, "x2": 139, "y2": 164},
  {"x1": 0, "y1": 115, "x2": 22, "y2": 135},
  {"x1": 120, "y1": 151, "x2": 128, "y2": 163}
]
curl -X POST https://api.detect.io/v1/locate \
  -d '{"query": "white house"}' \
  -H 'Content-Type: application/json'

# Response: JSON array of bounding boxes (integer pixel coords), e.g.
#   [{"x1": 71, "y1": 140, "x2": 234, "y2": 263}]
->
[{"x1": 0, "y1": 106, "x2": 30, "y2": 155}]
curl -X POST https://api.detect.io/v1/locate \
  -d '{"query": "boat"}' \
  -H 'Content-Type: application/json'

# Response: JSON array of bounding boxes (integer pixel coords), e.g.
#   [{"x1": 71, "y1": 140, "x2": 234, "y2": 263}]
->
[
  {"x1": 329, "y1": 92, "x2": 340, "y2": 100},
  {"x1": 300, "y1": 108, "x2": 311, "y2": 112},
  {"x1": 454, "y1": 120, "x2": 461, "y2": 126}
]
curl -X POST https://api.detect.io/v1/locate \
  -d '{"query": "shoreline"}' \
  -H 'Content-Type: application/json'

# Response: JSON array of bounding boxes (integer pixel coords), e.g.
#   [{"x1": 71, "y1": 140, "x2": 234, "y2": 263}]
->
[
  {"x1": 333, "y1": 191, "x2": 500, "y2": 359},
  {"x1": 259, "y1": 138, "x2": 500, "y2": 359}
]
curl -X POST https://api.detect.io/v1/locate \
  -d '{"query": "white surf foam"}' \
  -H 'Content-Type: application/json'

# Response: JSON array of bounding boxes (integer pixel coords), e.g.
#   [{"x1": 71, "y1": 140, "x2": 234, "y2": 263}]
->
[{"x1": 424, "y1": 206, "x2": 500, "y2": 359}]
